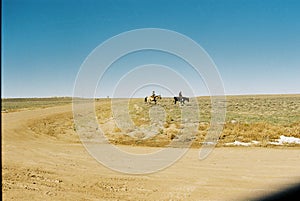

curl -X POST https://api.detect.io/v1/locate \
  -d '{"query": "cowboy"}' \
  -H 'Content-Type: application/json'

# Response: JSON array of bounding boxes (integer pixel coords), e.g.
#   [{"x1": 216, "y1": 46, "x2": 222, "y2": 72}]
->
[
  {"x1": 152, "y1": 90, "x2": 156, "y2": 98},
  {"x1": 179, "y1": 91, "x2": 182, "y2": 98}
]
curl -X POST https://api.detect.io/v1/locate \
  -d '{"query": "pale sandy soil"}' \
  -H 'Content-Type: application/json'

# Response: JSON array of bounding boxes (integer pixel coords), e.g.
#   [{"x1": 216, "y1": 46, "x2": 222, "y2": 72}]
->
[{"x1": 2, "y1": 105, "x2": 300, "y2": 201}]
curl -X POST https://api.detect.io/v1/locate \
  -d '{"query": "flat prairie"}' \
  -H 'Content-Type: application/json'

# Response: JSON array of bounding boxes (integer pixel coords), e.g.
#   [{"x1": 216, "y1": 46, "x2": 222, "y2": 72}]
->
[{"x1": 2, "y1": 94, "x2": 300, "y2": 200}]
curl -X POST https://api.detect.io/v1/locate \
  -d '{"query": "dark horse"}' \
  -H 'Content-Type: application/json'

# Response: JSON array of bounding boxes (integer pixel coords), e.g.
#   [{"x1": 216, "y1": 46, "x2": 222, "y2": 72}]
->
[
  {"x1": 145, "y1": 95, "x2": 162, "y2": 104},
  {"x1": 174, "y1": 96, "x2": 189, "y2": 105}
]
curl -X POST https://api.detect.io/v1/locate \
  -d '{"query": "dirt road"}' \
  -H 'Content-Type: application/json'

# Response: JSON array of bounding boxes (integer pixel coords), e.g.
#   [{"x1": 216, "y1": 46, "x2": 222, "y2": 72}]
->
[{"x1": 2, "y1": 105, "x2": 300, "y2": 200}]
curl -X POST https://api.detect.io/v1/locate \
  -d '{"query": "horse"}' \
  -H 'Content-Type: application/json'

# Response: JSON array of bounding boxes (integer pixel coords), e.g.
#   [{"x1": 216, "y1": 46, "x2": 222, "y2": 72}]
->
[
  {"x1": 145, "y1": 95, "x2": 161, "y2": 104},
  {"x1": 174, "y1": 96, "x2": 189, "y2": 105}
]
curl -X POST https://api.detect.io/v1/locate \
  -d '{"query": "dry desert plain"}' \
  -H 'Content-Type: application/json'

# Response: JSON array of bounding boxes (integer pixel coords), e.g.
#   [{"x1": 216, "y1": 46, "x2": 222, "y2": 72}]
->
[{"x1": 2, "y1": 95, "x2": 300, "y2": 201}]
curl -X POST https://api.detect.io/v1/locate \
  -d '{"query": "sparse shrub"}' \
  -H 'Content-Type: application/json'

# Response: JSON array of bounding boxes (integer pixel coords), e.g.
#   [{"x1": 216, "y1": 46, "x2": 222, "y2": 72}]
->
[{"x1": 113, "y1": 126, "x2": 121, "y2": 132}]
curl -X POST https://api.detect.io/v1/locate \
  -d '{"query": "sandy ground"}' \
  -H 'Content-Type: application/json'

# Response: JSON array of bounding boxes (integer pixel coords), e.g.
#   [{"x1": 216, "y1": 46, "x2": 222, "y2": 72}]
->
[{"x1": 2, "y1": 105, "x2": 300, "y2": 201}]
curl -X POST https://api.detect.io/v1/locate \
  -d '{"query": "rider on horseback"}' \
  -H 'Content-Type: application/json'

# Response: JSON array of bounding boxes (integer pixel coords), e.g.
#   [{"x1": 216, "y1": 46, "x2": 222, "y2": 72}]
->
[
  {"x1": 152, "y1": 91, "x2": 156, "y2": 98},
  {"x1": 179, "y1": 91, "x2": 183, "y2": 101},
  {"x1": 145, "y1": 91, "x2": 160, "y2": 104}
]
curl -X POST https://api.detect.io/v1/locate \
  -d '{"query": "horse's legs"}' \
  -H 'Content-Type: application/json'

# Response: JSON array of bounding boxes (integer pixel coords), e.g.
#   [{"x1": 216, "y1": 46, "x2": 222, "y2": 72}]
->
[{"x1": 181, "y1": 99, "x2": 184, "y2": 106}]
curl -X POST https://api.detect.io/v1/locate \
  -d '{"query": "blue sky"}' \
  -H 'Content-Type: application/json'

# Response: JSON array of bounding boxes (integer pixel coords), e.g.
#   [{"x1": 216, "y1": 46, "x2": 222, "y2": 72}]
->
[{"x1": 2, "y1": 0, "x2": 300, "y2": 98}]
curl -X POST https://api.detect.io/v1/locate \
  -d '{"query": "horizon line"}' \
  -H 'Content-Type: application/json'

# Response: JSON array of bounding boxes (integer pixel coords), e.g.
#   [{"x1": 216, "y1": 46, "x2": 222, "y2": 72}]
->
[{"x1": 2, "y1": 92, "x2": 300, "y2": 99}]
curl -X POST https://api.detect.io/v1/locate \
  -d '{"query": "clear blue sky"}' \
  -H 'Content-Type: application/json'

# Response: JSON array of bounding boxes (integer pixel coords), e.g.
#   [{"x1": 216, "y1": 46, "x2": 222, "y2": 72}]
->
[{"x1": 2, "y1": 0, "x2": 300, "y2": 98}]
